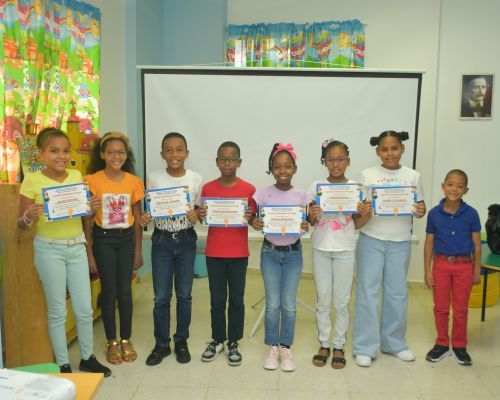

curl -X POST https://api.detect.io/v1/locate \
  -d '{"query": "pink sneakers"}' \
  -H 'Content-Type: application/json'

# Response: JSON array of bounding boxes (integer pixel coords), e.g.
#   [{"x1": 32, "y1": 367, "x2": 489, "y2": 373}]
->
[
  {"x1": 263, "y1": 345, "x2": 279, "y2": 370},
  {"x1": 279, "y1": 346, "x2": 296, "y2": 372}
]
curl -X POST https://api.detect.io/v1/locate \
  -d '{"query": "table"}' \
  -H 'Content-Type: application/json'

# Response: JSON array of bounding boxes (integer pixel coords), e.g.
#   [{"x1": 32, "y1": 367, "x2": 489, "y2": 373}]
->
[
  {"x1": 48, "y1": 373, "x2": 104, "y2": 400},
  {"x1": 481, "y1": 244, "x2": 500, "y2": 321}
]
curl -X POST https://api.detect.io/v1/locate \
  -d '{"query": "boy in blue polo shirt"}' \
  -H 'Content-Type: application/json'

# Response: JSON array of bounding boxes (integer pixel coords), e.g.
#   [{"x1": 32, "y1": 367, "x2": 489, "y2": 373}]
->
[{"x1": 424, "y1": 169, "x2": 481, "y2": 366}]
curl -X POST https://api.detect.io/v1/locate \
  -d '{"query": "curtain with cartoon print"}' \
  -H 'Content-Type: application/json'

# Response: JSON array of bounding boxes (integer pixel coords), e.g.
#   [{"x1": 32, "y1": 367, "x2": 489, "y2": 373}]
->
[
  {"x1": 226, "y1": 20, "x2": 365, "y2": 69},
  {"x1": 0, "y1": 0, "x2": 100, "y2": 182}
]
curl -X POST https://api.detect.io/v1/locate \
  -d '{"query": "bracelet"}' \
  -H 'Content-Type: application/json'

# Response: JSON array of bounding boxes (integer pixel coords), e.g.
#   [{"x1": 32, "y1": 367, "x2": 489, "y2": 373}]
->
[{"x1": 22, "y1": 211, "x2": 33, "y2": 229}]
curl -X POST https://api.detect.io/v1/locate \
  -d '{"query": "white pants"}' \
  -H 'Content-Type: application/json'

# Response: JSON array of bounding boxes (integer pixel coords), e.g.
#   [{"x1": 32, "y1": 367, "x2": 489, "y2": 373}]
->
[{"x1": 312, "y1": 248, "x2": 355, "y2": 349}]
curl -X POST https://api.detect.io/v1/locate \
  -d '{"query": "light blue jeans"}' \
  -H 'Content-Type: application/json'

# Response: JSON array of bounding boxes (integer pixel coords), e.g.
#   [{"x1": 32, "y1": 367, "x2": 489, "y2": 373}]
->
[
  {"x1": 352, "y1": 233, "x2": 411, "y2": 358},
  {"x1": 34, "y1": 237, "x2": 94, "y2": 366},
  {"x1": 260, "y1": 241, "x2": 303, "y2": 347}
]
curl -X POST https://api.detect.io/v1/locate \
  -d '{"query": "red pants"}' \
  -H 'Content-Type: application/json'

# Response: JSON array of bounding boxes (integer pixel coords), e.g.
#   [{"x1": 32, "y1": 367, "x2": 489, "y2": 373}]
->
[{"x1": 432, "y1": 256, "x2": 473, "y2": 348}]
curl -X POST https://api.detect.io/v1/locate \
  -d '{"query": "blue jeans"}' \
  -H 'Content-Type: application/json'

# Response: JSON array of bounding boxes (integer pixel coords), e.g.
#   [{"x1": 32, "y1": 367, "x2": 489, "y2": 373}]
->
[
  {"x1": 151, "y1": 228, "x2": 197, "y2": 347},
  {"x1": 353, "y1": 233, "x2": 411, "y2": 358},
  {"x1": 33, "y1": 236, "x2": 93, "y2": 366},
  {"x1": 260, "y1": 241, "x2": 303, "y2": 347}
]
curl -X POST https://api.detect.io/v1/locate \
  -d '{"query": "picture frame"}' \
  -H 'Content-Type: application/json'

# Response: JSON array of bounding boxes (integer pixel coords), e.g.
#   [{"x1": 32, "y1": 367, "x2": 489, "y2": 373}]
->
[{"x1": 459, "y1": 74, "x2": 494, "y2": 120}]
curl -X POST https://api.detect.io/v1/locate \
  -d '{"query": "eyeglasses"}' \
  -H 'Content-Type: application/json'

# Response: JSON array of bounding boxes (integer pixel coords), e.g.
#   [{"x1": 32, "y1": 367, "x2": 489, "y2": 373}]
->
[
  {"x1": 216, "y1": 157, "x2": 240, "y2": 164},
  {"x1": 105, "y1": 150, "x2": 127, "y2": 157},
  {"x1": 324, "y1": 157, "x2": 348, "y2": 165}
]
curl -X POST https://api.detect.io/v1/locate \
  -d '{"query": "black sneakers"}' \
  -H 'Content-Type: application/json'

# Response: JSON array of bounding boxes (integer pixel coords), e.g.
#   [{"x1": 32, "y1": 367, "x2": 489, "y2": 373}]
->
[
  {"x1": 146, "y1": 344, "x2": 171, "y2": 366},
  {"x1": 426, "y1": 345, "x2": 451, "y2": 362},
  {"x1": 452, "y1": 347, "x2": 472, "y2": 366},
  {"x1": 59, "y1": 364, "x2": 72, "y2": 373},
  {"x1": 201, "y1": 341, "x2": 224, "y2": 362},
  {"x1": 174, "y1": 341, "x2": 191, "y2": 364},
  {"x1": 79, "y1": 355, "x2": 111, "y2": 377},
  {"x1": 227, "y1": 341, "x2": 242, "y2": 366}
]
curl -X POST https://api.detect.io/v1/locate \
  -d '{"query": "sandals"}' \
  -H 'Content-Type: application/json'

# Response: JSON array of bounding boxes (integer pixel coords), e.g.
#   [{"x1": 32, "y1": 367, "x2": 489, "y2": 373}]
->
[
  {"x1": 120, "y1": 339, "x2": 137, "y2": 363},
  {"x1": 331, "y1": 348, "x2": 346, "y2": 369},
  {"x1": 106, "y1": 340, "x2": 122, "y2": 365},
  {"x1": 312, "y1": 347, "x2": 330, "y2": 367}
]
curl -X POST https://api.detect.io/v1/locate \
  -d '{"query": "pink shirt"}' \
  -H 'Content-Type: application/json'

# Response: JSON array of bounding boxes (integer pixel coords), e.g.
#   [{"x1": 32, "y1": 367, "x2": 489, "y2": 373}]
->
[{"x1": 254, "y1": 185, "x2": 310, "y2": 246}]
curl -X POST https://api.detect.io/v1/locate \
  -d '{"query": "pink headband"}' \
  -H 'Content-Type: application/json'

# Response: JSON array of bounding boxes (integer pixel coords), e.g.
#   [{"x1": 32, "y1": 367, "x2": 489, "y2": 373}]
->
[{"x1": 273, "y1": 143, "x2": 297, "y2": 161}]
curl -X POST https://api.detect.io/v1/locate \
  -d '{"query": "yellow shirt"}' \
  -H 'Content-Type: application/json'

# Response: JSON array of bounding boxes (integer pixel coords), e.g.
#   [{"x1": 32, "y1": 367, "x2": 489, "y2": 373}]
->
[
  {"x1": 19, "y1": 169, "x2": 84, "y2": 239},
  {"x1": 84, "y1": 170, "x2": 144, "y2": 229}
]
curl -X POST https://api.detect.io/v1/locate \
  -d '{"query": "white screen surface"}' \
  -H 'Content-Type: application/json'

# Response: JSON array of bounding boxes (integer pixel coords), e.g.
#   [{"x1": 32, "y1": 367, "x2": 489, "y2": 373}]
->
[{"x1": 142, "y1": 68, "x2": 421, "y2": 191}]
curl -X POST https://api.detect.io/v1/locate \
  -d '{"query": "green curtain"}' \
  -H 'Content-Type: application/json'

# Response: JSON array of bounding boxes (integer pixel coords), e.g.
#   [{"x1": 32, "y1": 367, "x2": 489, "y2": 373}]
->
[{"x1": 0, "y1": 0, "x2": 101, "y2": 182}]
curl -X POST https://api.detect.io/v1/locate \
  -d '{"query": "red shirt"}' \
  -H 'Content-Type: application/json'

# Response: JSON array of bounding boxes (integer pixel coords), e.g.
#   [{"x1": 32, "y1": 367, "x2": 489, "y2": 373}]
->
[{"x1": 201, "y1": 178, "x2": 256, "y2": 258}]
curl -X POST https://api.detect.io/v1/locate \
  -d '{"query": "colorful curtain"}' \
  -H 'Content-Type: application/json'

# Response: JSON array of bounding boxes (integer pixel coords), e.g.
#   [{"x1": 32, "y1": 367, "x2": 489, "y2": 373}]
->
[
  {"x1": 0, "y1": 0, "x2": 100, "y2": 182},
  {"x1": 226, "y1": 20, "x2": 365, "y2": 69}
]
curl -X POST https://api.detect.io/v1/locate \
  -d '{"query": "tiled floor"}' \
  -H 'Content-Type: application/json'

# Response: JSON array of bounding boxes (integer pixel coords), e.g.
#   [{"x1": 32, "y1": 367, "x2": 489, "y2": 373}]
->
[{"x1": 68, "y1": 270, "x2": 500, "y2": 399}]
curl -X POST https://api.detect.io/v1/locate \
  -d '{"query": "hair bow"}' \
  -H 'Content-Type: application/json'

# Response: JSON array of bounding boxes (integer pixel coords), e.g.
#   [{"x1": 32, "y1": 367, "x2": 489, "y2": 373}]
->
[
  {"x1": 273, "y1": 143, "x2": 297, "y2": 161},
  {"x1": 321, "y1": 138, "x2": 336, "y2": 148}
]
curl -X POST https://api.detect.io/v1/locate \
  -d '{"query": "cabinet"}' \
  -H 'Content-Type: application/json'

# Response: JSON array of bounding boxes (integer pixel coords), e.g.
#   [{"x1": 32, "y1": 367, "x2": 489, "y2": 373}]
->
[
  {"x1": 0, "y1": 184, "x2": 103, "y2": 366},
  {"x1": 0, "y1": 183, "x2": 53, "y2": 367}
]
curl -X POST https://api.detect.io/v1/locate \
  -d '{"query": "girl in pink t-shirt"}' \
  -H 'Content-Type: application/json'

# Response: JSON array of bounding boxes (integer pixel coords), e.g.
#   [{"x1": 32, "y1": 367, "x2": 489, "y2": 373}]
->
[{"x1": 252, "y1": 143, "x2": 310, "y2": 372}]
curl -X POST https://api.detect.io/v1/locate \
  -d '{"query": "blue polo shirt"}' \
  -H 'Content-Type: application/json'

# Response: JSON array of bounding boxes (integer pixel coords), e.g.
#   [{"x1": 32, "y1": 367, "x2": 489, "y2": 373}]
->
[{"x1": 426, "y1": 199, "x2": 481, "y2": 256}]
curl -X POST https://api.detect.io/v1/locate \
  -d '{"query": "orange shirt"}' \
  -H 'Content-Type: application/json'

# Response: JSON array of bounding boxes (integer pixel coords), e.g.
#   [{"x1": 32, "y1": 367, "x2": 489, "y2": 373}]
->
[{"x1": 85, "y1": 170, "x2": 144, "y2": 229}]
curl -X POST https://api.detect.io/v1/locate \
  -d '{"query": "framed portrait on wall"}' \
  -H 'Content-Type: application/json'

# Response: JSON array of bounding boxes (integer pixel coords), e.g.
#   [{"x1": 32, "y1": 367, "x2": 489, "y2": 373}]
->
[{"x1": 460, "y1": 74, "x2": 494, "y2": 119}]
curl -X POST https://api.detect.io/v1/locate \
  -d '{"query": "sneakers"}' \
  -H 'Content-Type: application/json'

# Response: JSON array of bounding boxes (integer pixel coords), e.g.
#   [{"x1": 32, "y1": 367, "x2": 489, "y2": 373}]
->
[
  {"x1": 59, "y1": 364, "x2": 72, "y2": 373},
  {"x1": 279, "y1": 346, "x2": 296, "y2": 372},
  {"x1": 426, "y1": 345, "x2": 451, "y2": 362},
  {"x1": 355, "y1": 354, "x2": 372, "y2": 367},
  {"x1": 201, "y1": 341, "x2": 224, "y2": 362},
  {"x1": 79, "y1": 355, "x2": 112, "y2": 377},
  {"x1": 227, "y1": 341, "x2": 242, "y2": 366},
  {"x1": 146, "y1": 344, "x2": 171, "y2": 366},
  {"x1": 452, "y1": 347, "x2": 472, "y2": 366},
  {"x1": 395, "y1": 349, "x2": 415, "y2": 362},
  {"x1": 263, "y1": 345, "x2": 279, "y2": 370},
  {"x1": 174, "y1": 341, "x2": 191, "y2": 364}
]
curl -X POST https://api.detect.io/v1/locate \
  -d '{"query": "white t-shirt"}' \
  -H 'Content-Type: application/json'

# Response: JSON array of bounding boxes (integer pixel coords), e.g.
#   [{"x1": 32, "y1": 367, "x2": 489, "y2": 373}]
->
[
  {"x1": 147, "y1": 168, "x2": 203, "y2": 232},
  {"x1": 308, "y1": 179, "x2": 357, "y2": 251},
  {"x1": 359, "y1": 164, "x2": 424, "y2": 242}
]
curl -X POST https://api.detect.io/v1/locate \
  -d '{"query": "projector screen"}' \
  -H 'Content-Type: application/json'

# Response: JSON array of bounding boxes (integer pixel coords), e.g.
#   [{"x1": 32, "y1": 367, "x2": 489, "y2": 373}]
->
[{"x1": 141, "y1": 67, "x2": 422, "y2": 191}]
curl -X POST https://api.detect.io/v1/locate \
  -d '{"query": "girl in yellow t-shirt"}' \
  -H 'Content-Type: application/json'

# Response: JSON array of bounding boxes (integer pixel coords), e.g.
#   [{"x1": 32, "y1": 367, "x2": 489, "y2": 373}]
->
[
  {"x1": 83, "y1": 132, "x2": 144, "y2": 365},
  {"x1": 18, "y1": 127, "x2": 110, "y2": 376}
]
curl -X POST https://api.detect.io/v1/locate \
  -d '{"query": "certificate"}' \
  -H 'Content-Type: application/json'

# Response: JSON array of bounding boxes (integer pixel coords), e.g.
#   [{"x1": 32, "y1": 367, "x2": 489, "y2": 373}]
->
[
  {"x1": 316, "y1": 183, "x2": 362, "y2": 214},
  {"x1": 372, "y1": 186, "x2": 417, "y2": 216},
  {"x1": 202, "y1": 197, "x2": 247, "y2": 227},
  {"x1": 260, "y1": 205, "x2": 305, "y2": 236},
  {"x1": 145, "y1": 186, "x2": 191, "y2": 219},
  {"x1": 42, "y1": 183, "x2": 91, "y2": 221}
]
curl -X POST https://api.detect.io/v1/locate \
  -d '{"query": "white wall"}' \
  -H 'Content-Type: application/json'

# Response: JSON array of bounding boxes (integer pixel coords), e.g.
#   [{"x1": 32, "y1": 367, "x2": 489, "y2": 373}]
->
[
  {"x1": 433, "y1": 0, "x2": 500, "y2": 224},
  {"x1": 228, "y1": 0, "x2": 441, "y2": 281},
  {"x1": 85, "y1": 0, "x2": 500, "y2": 281}
]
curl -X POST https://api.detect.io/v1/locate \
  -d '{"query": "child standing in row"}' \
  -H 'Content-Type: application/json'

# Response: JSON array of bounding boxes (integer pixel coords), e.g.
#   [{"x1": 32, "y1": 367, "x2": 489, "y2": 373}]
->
[
  {"x1": 252, "y1": 143, "x2": 310, "y2": 372},
  {"x1": 18, "y1": 127, "x2": 110, "y2": 376},
  {"x1": 83, "y1": 132, "x2": 144, "y2": 365},
  {"x1": 308, "y1": 139, "x2": 371, "y2": 369},
  {"x1": 142, "y1": 132, "x2": 202, "y2": 366},
  {"x1": 353, "y1": 131, "x2": 426, "y2": 367},
  {"x1": 424, "y1": 169, "x2": 481, "y2": 366},
  {"x1": 198, "y1": 141, "x2": 256, "y2": 366}
]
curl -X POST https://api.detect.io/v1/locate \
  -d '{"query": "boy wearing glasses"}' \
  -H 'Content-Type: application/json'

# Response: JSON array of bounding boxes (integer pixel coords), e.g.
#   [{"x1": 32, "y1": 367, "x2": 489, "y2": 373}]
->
[{"x1": 198, "y1": 141, "x2": 256, "y2": 366}]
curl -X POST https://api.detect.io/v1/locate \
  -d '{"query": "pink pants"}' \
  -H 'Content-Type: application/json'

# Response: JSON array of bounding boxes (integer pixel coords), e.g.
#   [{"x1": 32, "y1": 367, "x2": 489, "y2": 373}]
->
[{"x1": 432, "y1": 256, "x2": 473, "y2": 348}]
